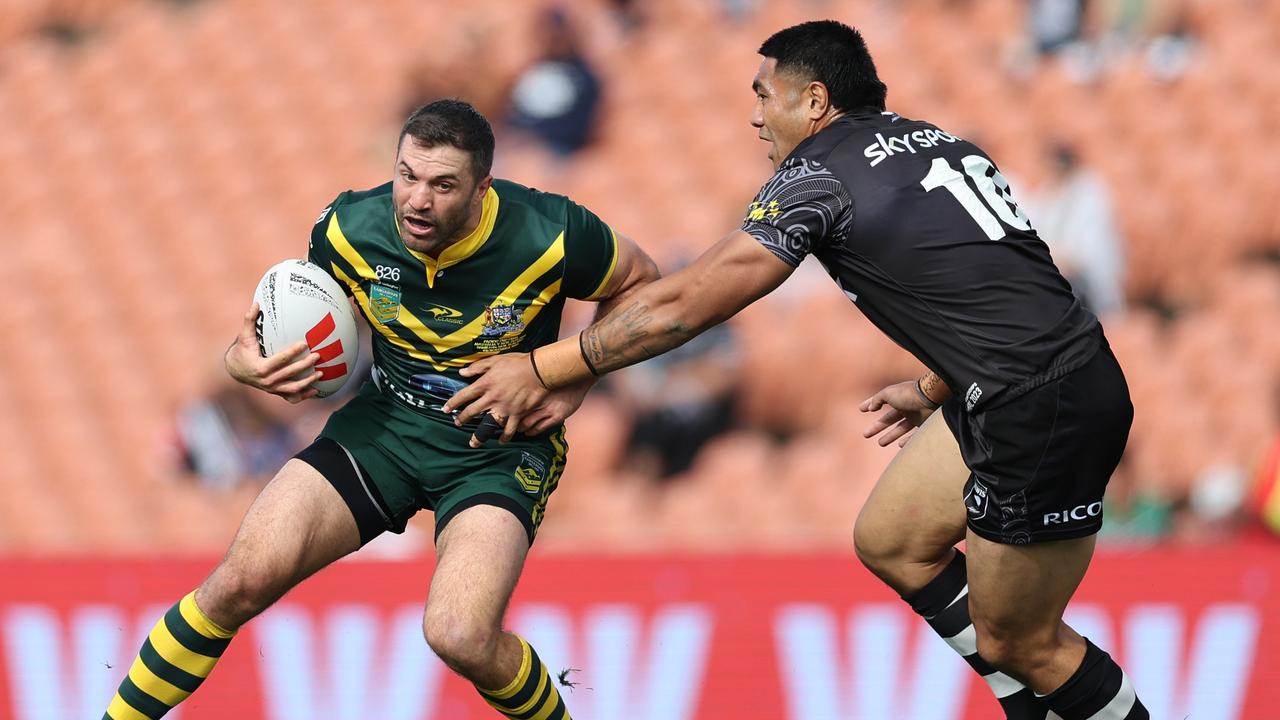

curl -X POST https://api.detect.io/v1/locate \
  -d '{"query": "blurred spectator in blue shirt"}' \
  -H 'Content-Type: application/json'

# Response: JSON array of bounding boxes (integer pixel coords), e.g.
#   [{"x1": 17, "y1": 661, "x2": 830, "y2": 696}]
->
[{"x1": 507, "y1": 7, "x2": 602, "y2": 157}]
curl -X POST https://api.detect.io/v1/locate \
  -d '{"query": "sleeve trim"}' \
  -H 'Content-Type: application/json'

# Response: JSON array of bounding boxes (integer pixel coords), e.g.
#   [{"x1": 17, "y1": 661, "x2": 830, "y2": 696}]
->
[
  {"x1": 742, "y1": 225, "x2": 803, "y2": 268},
  {"x1": 582, "y1": 225, "x2": 619, "y2": 301}
]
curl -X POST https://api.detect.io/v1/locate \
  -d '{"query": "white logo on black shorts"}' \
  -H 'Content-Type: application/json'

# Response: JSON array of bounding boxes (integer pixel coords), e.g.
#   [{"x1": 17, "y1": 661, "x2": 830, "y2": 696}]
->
[
  {"x1": 964, "y1": 479, "x2": 989, "y2": 520},
  {"x1": 1043, "y1": 501, "x2": 1103, "y2": 526},
  {"x1": 965, "y1": 382, "x2": 983, "y2": 411}
]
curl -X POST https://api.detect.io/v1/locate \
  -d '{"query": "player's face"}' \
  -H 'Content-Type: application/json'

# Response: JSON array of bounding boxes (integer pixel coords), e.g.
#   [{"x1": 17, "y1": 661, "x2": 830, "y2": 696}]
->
[
  {"x1": 392, "y1": 137, "x2": 491, "y2": 255},
  {"x1": 751, "y1": 58, "x2": 812, "y2": 170}
]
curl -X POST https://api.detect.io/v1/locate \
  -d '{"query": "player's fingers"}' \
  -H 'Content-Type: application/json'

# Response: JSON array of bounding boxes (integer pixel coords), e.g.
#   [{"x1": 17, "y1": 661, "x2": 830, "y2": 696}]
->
[
  {"x1": 517, "y1": 411, "x2": 543, "y2": 434},
  {"x1": 457, "y1": 356, "x2": 496, "y2": 378},
  {"x1": 897, "y1": 427, "x2": 919, "y2": 448},
  {"x1": 891, "y1": 421, "x2": 918, "y2": 446},
  {"x1": 453, "y1": 391, "x2": 492, "y2": 426},
  {"x1": 862, "y1": 408, "x2": 903, "y2": 438},
  {"x1": 284, "y1": 387, "x2": 319, "y2": 404},
  {"x1": 261, "y1": 341, "x2": 311, "y2": 373},
  {"x1": 520, "y1": 406, "x2": 560, "y2": 435},
  {"x1": 526, "y1": 415, "x2": 556, "y2": 436},
  {"x1": 243, "y1": 302, "x2": 260, "y2": 329},
  {"x1": 879, "y1": 418, "x2": 914, "y2": 447},
  {"x1": 469, "y1": 411, "x2": 504, "y2": 448},
  {"x1": 276, "y1": 371, "x2": 321, "y2": 396},
  {"x1": 499, "y1": 413, "x2": 520, "y2": 444},
  {"x1": 265, "y1": 352, "x2": 320, "y2": 386},
  {"x1": 860, "y1": 394, "x2": 884, "y2": 413},
  {"x1": 442, "y1": 382, "x2": 485, "y2": 416}
]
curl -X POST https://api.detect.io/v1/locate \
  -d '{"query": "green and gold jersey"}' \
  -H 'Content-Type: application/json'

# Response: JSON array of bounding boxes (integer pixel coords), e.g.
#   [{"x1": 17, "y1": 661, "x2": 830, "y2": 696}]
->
[{"x1": 308, "y1": 178, "x2": 617, "y2": 416}]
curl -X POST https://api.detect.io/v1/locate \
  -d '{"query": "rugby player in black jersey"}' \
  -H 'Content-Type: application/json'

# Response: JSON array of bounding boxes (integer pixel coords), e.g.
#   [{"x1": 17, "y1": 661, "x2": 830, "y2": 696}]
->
[{"x1": 448, "y1": 20, "x2": 1147, "y2": 720}]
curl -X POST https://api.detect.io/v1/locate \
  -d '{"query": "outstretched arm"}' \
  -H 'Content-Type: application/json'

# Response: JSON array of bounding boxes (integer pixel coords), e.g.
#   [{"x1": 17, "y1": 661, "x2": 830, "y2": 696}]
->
[
  {"x1": 512, "y1": 232, "x2": 661, "y2": 439},
  {"x1": 573, "y1": 230, "x2": 791, "y2": 378},
  {"x1": 444, "y1": 230, "x2": 794, "y2": 435}
]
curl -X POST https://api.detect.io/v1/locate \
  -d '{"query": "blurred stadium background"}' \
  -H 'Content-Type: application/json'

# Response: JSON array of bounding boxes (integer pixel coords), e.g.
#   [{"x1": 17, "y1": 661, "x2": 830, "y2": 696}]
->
[{"x1": 1, "y1": 0, "x2": 1278, "y2": 718}]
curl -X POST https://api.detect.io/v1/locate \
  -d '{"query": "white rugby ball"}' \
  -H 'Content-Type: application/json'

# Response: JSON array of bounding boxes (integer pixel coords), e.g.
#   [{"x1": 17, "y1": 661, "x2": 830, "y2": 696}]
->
[{"x1": 252, "y1": 259, "x2": 359, "y2": 398}]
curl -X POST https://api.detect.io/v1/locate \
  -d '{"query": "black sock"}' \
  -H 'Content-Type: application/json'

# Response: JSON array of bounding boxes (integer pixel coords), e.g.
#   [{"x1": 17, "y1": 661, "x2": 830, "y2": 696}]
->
[
  {"x1": 903, "y1": 550, "x2": 1048, "y2": 720},
  {"x1": 1041, "y1": 638, "x2": 1148, "y2": 720}
]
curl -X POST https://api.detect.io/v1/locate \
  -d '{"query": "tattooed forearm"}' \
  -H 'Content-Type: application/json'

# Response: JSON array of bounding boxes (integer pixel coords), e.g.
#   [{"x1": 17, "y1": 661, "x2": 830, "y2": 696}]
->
[
  {"x1": 583, "y1": 300, "x2": 696, "y2": 374},
  {"x1": 918, "y1": 370, "x2": 952, "y2": 404}
]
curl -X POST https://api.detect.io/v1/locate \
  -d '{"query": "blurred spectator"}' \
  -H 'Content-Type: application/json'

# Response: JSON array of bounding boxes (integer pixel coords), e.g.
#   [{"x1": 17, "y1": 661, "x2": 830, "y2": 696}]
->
[
  {"x1": 1027, "y1": 142, "x2": 1127, "y2": 317},
  {"x1": 173, "y1": 380, "x2": 305, "y2": 491},
  {"x1": 608, "y1": 321, "x2": 742, "y2": 480},
  {"x1": 1027, "y1": 0, "x2": 1088, "y2": 55},
  {"x1": 1143, "y1": 7, "x2": 1198, "y2": 81},
  {"x1": 1098, "y1": 455, "x2": 1173, "y2": 545},
  {"x1": 1173, "y1": 462, "x2": 1251, "y2": 543},
  {"x1": 507, "y1": 7, "x2": 602, "y2": 157},
  {"x1": 1015, "y1": 0, "x2": 1198, "y2": 82},
  {"x1": 608, "y1": 0, "x2": 644, "y2": 33},
  {"x1": 173, "y1": 322, "x2": 371, "y2": 492}
]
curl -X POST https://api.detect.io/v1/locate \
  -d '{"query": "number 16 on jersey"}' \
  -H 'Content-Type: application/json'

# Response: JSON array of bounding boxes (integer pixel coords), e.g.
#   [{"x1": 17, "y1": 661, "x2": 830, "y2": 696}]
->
[{"x1": 921, "y1": 155, "x2": 1032, "y2": 241}]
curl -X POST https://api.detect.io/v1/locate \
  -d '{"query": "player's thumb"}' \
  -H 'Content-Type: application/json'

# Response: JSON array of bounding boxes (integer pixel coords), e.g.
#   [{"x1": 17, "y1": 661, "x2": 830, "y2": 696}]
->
[
  {"x1": 860, "y1": 394, "x2": 883, "y2": 412},
  {"x1": 241, "y1": 303, "x2": 260, "y2": 336}
]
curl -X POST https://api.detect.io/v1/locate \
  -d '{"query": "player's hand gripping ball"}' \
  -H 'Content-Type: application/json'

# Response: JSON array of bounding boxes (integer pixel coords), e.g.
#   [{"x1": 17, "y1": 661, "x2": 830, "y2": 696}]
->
[{"x1": 252, "y1": 260, "x2": 359, "y2": 398}]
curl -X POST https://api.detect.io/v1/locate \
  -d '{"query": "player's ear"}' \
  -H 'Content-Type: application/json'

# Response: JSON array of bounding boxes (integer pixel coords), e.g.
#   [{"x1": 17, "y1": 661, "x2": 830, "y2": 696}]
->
[
  {"x1": 806, "y1": 81, "x2": 831, "y2": 120},
  {"x1": 474, "y1": 174, "x2": 493, "y2": 199}
]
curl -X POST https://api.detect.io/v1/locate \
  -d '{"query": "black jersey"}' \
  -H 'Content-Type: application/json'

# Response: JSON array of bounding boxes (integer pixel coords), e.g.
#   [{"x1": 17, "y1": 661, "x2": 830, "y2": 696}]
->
[{"x1": 742, "y1": 110, "x2": 1101, "y2": 411}]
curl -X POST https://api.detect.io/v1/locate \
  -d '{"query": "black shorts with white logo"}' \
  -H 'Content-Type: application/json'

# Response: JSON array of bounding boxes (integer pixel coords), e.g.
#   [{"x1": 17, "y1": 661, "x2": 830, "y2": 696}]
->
[{"x1": 942, "y1": 343, "x2": 1133, "y2": 545}]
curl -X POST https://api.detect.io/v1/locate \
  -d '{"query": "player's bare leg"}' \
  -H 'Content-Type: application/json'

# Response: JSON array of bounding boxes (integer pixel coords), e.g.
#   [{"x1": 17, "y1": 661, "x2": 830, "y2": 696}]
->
[
  {"x1": 195, "y1": 459, "x2": 363, "y2": 627},
  {"x1": 967, "y1": 532, "x2": 1146, "y2": 717},
  {"x1": 423, "y1": 504, "x2": 570, "y2": 719},
  {"x1": 854, "y1": 412, "x2": 968, "y2": 593},
  {"x1": 103, "y1": 459, "x2": 363, "y2": 719},
  {"x1": 965, "y1": 532, "x2": 1091, "y2": 690},
  {"x1": 854, "y1": 413, "x2": 1049, "y2": 719}
]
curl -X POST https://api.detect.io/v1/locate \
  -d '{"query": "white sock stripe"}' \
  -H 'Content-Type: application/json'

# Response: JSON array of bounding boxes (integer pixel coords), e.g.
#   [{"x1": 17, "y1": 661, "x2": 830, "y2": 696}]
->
[
  {"x1": 943, "y1": 584, "x2": 969, "y2": 612},
  {"x1": 943, "y1": 623, "x2": 977, "y2": 656},
  {"x1": 982, "y1": 670, "x2": 1025, "y2": 699},
  {"x1": 1047, "y1": 713, "x2": 1065, "y2": 720},
  {"x1": 1086, "y1": 671, "x2": 1137, "y2": 720}
]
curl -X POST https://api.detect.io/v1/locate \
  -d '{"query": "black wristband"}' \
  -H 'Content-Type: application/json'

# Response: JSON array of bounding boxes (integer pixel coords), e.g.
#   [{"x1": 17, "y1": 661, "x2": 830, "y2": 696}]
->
[
  {"x1": 529, "y1": 348, "x2": 550, "y2": 390},
  {"x1": 579, "y1": 333, "x2": 601, "y2": 377}
]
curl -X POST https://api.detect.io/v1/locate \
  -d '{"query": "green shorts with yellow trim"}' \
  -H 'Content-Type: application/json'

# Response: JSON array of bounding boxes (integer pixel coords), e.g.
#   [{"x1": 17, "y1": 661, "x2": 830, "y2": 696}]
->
[{"x1": 300, "y1": 380, "x2": 567, "y2": 546}]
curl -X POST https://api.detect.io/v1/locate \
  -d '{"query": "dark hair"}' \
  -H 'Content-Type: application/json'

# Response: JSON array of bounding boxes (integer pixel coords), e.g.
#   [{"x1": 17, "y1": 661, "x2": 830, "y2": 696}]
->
[
  {"x1": 1050, "y1": 141, "x2": 1078, "y2": 172},
  {"x1": 758, "y1": 20, "x2": 887, "y2": 112},
  {"x1": 399, "y1": 99, "x2": 495, "y2": 181}
]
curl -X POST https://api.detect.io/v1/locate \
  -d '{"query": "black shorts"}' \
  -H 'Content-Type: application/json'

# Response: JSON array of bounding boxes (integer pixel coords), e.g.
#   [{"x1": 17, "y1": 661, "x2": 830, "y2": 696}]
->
[{"x1": 942, "y1": 344, "x2": 1133, "y2": 545}]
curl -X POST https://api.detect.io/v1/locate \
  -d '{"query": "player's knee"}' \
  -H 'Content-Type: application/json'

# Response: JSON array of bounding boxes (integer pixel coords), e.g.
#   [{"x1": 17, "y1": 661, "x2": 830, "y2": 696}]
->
[
  {"x1": 973, "y1": 627, "x2": 1021, "y2": 670},
  {"x1": 972, "y1": 619, "x2": 1056, "y2": 674},
  {"x1": 422, "y1": 613, "x2": 499, "y2": 676},
  {"x1": 853, "y1": 512, "x2": 923, "y2": 577},
  {"x1": 200, "y1": 564, "x2": 282, "y2": 629},
  {"x1": 852, "y1": 516, "x2": 890, "y2": 572}
]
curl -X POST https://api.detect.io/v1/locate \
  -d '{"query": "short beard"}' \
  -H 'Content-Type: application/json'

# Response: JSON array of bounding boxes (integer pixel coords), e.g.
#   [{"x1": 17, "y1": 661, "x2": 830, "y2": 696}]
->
[{"x1": 399, "y1": 208, "x2": 468, "y2": 254}]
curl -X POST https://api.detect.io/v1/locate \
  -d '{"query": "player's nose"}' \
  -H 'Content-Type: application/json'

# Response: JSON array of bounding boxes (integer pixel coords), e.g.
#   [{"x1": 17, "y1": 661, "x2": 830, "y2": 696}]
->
[{"x1": 409, "y1": 185, "x2": 432, "y2": 210}]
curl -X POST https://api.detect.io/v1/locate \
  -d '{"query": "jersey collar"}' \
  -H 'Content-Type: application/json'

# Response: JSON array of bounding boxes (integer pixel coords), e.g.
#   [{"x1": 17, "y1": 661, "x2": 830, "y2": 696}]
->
[{"x1": 404, "y1": 185, "x2": 500, "y2": 288}]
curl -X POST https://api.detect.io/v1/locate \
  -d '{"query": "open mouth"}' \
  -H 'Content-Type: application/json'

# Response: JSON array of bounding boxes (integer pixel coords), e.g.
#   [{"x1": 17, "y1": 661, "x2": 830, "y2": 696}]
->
[{"x1": 403, "y1": 215, "x2": 435, "y2": 235}]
